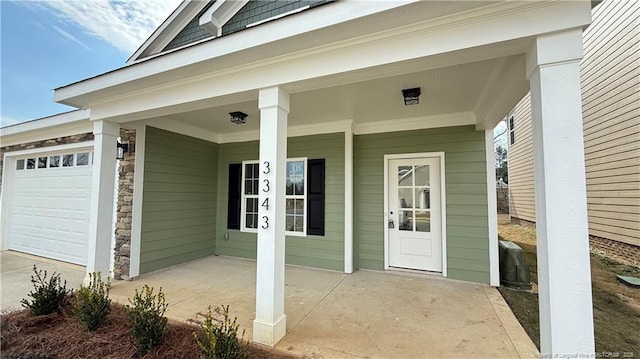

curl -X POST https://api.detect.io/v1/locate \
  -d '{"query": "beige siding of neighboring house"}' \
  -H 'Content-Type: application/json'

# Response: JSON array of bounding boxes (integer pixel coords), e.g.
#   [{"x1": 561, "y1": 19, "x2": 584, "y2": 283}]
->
[
  {"x1": 508, "y1": 0, "x2": 640, "y2": 247},
  {"x1": 507, "y1": 94, "x2": 535, "y2": 223}
]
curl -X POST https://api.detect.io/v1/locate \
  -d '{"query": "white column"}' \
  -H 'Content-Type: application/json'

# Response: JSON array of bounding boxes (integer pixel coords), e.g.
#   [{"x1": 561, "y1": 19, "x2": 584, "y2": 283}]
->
[
  {"x1": 526, "y1": 28, "x2": 595, "y2": 356},
  {"x1": 485, "y1": 129, "x2": 499, "y2": 287},
  {"x1": 253, "y1": 86, "x2": 289, "y2": 346},
  {"x1": 86, "y1": 120, "x2": 119, "y2": 279},
  {"x1": 344, "y1": 122, "x2": 354, "y2": 274}
]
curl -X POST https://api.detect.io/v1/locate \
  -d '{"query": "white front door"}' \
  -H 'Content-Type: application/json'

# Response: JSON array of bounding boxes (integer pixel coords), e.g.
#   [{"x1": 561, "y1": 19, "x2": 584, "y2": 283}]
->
[{"x1": 388, "y1": 157, "x2": 442, "y2": 272}]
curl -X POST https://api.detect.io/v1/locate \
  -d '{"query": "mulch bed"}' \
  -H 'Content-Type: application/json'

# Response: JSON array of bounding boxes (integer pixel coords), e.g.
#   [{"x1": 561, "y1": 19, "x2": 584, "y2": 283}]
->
[{"x1": 1, "y1": 302, "x2": 297, "y2": 359}]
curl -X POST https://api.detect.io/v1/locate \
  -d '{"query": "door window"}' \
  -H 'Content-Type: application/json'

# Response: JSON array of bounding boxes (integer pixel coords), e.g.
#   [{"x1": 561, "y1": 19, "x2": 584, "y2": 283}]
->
[{"x1": 397, "y1": 164, "x2": 431, "y2": 232}]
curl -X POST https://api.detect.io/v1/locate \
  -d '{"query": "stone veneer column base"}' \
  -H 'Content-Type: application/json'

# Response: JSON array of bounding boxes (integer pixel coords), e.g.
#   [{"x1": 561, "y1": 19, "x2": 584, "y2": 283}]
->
[{"x1": 113, "y1": 129, "x2": 136, "y2": 280}]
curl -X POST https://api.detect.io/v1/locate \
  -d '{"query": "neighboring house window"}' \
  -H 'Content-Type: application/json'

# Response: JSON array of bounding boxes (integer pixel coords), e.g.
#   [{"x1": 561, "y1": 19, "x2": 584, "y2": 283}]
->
[
  {"x1": 508, "y1": 115, "x2": 515, "y2": 145},
  {"x1": 228, "y1": 158, "x2": 325, "y2": 236}
]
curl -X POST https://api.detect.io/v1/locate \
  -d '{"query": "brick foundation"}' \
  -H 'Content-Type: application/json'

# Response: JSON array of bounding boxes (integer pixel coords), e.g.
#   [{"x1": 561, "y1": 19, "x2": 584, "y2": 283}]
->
[
  {"x1": 113, "y1": 129, "x2": 136, "y2": 280},
  {"x1": 510, "y1": 217, "x2": 639, "y2": 267},
  {"x1": 589, "y1": 236, "x2": 640, "y2": 268}
]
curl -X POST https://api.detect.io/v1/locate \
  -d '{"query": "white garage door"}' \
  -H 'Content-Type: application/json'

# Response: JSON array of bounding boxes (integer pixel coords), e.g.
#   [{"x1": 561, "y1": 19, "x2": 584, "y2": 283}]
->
[{"x1": 6, "y1": 149, "x2": 93, "y2": 265}]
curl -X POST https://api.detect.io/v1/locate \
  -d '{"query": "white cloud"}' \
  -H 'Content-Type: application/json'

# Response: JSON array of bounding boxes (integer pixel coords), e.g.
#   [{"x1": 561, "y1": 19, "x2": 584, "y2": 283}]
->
[
  {"x1": 19, "y1": 0, "x2": 182, "y2": 54},
  {"x1": 52, "y1": 25, "x2": 93, "y2": 51}
]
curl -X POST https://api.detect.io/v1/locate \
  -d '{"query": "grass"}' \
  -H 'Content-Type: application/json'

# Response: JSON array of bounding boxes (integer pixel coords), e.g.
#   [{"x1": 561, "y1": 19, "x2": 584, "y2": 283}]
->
[{"x1": 497, "y1": 215, "x2": 640, "y2": 356}]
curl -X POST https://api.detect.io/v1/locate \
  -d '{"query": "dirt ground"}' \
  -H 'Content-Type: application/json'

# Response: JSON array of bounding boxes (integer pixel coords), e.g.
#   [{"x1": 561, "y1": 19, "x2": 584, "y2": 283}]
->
[
  {"x1": 497, "y1": 214, "x2": 640, "y2": 355},
  {"x1": 0, "y1": 302, "x2": 297, "y2": 359}
]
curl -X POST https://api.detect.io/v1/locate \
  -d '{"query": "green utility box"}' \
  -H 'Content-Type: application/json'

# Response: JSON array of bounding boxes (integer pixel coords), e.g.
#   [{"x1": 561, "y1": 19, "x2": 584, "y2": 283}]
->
[{"x1": 499, "y1": 240, "x2": 532, "y2": 290}]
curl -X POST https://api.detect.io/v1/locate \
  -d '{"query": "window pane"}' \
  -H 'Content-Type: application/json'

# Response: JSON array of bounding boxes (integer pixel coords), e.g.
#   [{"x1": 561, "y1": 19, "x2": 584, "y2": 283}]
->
[
  {"x1": 77, "y1": 152, "x2": 89, "y2": 166},
  {"x1": 293, "y1": 215, "x2": 303, "y2": 232},
  {"x1": 244, "y1": 179, "x2": 253, "y2": 195},
  {"x1": 398, "y1": 188, "x2": 413, "y2": 208},
  {"x1": 26, "y1": 158, "x2": 36, "y2": 169},
  {"x1": 246, "y1": 214, "x2": 257, "y2": 229},
  {"x1": 16, "y1": 159, "x2": 25, "y2": 170},
  {"x1": 295, "y1": 199, "x2": 304, "y2": 215},
  {"x1": 246, "y1": 198, "x2": 255, "y2": 212},
  {"x1": 63, "y1": 154, "x2": 74, "y2": 167},
  {"x1": 49, "y1": 155, "x2": 60, "y2": 168},
  {"x1": 416, "y1": 188, "x2": 430, "y2": 209},
  {"x1": 286, "y1": 215, "x2": 295, "y2": 232},
  {"x1": 416, "y1": 210, "x2": 431, "y2": 232},
  {"x1": 37, "y1": 157, "x2": 47, "y2": 168},
  {"x1": 415, "y1": 165, "x2": 429, "y2": 186},
  {"x1": 398, "y1": 166, "x2": 412, "y2": 186},
  {"x1": 246, "y1": 163, "x2": 254, "y2": 178},
  {"x1": 399, "y1": 211, "x2": 413, "y2": 231}
]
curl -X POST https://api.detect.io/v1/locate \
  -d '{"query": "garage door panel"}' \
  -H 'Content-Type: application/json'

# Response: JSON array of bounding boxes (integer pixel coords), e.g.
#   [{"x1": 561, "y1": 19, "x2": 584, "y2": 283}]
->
[{"x1": 7, "y1": 149, "x2": 93, "y2": 265}]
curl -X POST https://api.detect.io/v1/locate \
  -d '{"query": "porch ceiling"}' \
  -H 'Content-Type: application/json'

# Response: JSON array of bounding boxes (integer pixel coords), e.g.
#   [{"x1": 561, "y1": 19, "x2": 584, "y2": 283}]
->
[{"x1": 154, "y1": 54, "x2": 527, "y2": 136}]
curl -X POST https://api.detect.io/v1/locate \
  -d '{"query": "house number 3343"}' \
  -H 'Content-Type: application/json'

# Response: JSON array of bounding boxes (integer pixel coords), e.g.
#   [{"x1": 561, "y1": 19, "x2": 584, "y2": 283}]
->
[{"x1": 261, "y1": 161, "x2": 271, "y2": 229}]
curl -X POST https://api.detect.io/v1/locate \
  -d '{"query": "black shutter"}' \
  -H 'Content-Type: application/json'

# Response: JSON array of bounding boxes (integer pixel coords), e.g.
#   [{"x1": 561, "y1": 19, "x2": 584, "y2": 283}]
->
[
  {"x1": 307, "y1": 159, "x2": 325, "y2": 236},
  {"x1": 227, "y1": 163, "x2": 242, "y2": 229}
]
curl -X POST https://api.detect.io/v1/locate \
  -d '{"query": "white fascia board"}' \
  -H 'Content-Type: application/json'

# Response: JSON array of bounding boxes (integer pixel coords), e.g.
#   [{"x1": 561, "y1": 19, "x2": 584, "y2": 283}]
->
[
  {"x1": 0, "y1": 110, "x2": 91, "y2": 146},
  {"x1": 127, "y1": 1, "x2": 209, "y2": 64},
  {"x1": 199, "y1": 0, "x2": 250, "y2": 35}
]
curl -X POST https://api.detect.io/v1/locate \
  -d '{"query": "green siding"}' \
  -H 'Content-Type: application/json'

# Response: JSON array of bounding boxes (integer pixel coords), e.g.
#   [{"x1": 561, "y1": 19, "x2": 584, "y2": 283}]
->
[
  {"x1": 215, "y1": 133, "x2": 345, "y2": 271},
  {"x1": 140, "y1": 127, "x2": 218, "y2": 273},
  {"x1": 223, "y1": 0, "x2": 332, "y2": 35},
  {"x1": 354, "y1": 125, "x2": 490, "y2": 283}
]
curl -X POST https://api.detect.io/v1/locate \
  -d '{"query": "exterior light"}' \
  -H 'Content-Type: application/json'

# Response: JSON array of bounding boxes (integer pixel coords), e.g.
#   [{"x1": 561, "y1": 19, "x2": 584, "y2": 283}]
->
[
  {"x1": 117, "y1": 142, "x2": 129, "y2": 160},
  {"x1": 402, "y1": 87, "x2": 421, "y2": 106},
  {"x1": 229, "y1": 111, "x2": 248, "y2": 124}
]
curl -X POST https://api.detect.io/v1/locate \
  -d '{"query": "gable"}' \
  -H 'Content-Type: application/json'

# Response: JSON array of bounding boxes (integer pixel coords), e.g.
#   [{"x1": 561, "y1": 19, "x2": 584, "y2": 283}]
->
[{"x1": 132, "y1": 0, "x2": 333, "y2": 63}]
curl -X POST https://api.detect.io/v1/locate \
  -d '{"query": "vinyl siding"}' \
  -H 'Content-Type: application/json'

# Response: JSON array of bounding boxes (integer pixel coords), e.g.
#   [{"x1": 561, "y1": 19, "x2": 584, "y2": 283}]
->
[
  {"x1": 507, "y1": 93, "x2": 535, "y2": 223},
  {"x1": 140, "y1": 127, "x2": 218, "y2": 273},
  {"x1": 507, "y1": 0, "x2": 640, "y2": 246},
  {"x1": 354, "y1": 125, "x2": 490, "y2": 284},
  {"x1": 215, "y1": 133, "x2": 345, "y2": 271}
]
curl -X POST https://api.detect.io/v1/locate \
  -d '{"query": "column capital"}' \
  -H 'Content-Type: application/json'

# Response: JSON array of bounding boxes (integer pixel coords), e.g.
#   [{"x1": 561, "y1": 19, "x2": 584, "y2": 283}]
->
[
  {"x1": 526, "y1": 28, "x2": 584, "y2": 79},
  {"x1": 258, "y1": 87, "x2": 290, "y2": 112},
  {"x1": 92, "y1": 120, "x2": 120, "y2": 137}
]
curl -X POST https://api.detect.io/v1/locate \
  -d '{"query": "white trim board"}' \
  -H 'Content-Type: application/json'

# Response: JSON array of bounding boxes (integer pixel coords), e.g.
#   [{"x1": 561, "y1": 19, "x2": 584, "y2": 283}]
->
[
  {"x1": 129, "y1": 124, "x2": 146, "y2": 278},
  {"x1": 383, "y1": 152, "x2": 447, "y2": 277},
  {"x1": 485, "y1": 129, "x2": 499, "y2": 286}
]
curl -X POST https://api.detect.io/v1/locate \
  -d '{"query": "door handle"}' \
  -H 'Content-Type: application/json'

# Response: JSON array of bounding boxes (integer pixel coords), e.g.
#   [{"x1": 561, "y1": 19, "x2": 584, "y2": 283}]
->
[{"x1": 388, "y1": 219, "x2": 395, "y2": 229}]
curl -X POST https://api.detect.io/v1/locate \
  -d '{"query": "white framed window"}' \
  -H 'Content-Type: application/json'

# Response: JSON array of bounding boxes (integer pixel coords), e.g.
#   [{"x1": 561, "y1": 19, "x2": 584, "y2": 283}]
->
[
  {"x1": 508, "y1": 115, "x2": 515, "y2": 145},
  {"x1": 240, "y1": 158, "x2": 308, "y2": 235},
  {"x1": 285, "y1": 158, "x2": 307, "y2": 235},
  {"x1": 241, "y1": 161, "x2": 260, "y2": 232}
]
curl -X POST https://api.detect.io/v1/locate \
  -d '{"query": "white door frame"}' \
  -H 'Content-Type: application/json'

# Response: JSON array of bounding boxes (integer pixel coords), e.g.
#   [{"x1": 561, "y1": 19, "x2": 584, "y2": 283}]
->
[{"x1": 383, "y1": 152, "x2": 447, "y2": 277}]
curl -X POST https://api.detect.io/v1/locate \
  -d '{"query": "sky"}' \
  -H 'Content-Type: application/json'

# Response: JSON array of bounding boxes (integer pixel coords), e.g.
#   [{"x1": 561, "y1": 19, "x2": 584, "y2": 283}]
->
[{"x1": 1, "y1": 0, "x2": 181, "y2": 127}]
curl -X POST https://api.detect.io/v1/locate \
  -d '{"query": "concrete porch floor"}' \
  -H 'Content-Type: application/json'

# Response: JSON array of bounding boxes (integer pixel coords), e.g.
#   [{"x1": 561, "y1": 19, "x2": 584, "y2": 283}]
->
[{"x1": 1, "y1": 252, "x2": 538, "y2": 358}]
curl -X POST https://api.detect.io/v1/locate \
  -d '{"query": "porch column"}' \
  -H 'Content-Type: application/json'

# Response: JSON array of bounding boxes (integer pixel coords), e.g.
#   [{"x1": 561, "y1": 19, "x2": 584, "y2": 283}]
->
[
  {"x1": 253, "y1": 86, "x2": 289, "y2": 346},
  {"x1": 86, "y1": 120, "x2": 119, "y2": 279},
  {"x1": 526, "y1": 28, "x2": 595, "y2": 356}
]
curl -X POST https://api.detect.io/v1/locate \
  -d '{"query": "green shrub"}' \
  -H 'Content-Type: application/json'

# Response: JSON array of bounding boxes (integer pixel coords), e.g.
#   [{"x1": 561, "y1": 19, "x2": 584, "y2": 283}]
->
[
  {"x1": 20, "y1": 265, "x2": 71, "y2": 315},
  {"x1": 125, "y1": 285, "x2": 168, "y2": 356},
  {"x1": 194, "y1": 305, "x2": 247, "y2": 359},
  {"x1": 73, "y1": 272, "x2": 111, "y2": 331}
]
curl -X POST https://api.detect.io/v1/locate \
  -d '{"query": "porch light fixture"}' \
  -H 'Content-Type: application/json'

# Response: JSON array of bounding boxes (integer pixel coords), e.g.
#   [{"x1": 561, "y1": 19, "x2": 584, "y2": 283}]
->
[
  {"x1": 116, "y1": 142, "x2": 129, "y2": 160},
  {"x1": 402, "y1": 87, "x2": 421, "y2": 106},
  {"x1": 229, "y1": 111, "x2": 248, "y2": 124}
]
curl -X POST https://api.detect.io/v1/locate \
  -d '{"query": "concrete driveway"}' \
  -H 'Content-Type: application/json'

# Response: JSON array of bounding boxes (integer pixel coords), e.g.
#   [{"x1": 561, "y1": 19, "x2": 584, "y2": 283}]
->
[
  {"x1": 1, "y1": 251, "x2": 538, "y2": 358},
  {"x1": 0, "y1": 251, "x2": 85, "y2": 313}
]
